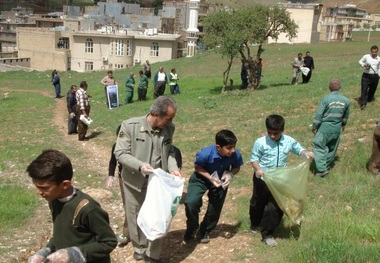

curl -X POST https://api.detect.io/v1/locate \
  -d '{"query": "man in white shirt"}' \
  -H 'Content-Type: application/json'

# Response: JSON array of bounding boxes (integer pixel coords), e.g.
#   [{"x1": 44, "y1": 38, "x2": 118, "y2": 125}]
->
[
  {"x1": 358, "y1": 45, "x2": 380, "y2": 110},
  {"x1": 153, "y1": 67, "x2": 167, "y2": 99}
]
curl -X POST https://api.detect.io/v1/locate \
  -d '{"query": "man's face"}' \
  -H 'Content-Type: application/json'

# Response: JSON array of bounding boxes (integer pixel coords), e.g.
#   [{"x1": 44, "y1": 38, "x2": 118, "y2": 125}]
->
[
  {"x1": 267, "y1": 129, "x2": 283, "y2": 142},
  {"x1": 155, "y1": 106, "x2": 176, "y2": 129},
  {"x1": 298, "y1": 54, "x2": 303, "y2": 60},
  {"x1": 32, "y1": 179, "x2": 66, "y2": 202},
  {"x1": 217, "y1": 144, "x2": 236, "y2": 157},
  {"x1": 306, "y1": 52, "x2": 310, "y2": 57},
  {"x1": 108, "y1": 72, "x2": 113, "y2": 78},
  {"x1": 72, "y1": 86, "x2": 77, "y2": 93},
  {"x1": 371, "y1": 48, "x2": 378, "y2": 58}
]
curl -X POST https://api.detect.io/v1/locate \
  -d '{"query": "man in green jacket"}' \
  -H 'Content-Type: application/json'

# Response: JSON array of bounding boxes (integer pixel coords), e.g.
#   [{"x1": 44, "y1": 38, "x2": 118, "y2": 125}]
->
[
  {"x1": 312, "y1": 79, "x2": 350, "y2": 177},
  {"x1": 125, "y1": 72, "x2": 135, "y2": 104}
]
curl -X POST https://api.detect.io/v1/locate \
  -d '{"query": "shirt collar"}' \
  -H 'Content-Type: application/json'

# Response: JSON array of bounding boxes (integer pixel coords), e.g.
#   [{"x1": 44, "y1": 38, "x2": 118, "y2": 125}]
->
[{"x1": 58, "y1": 187, "x2": 76, "y2": 203}]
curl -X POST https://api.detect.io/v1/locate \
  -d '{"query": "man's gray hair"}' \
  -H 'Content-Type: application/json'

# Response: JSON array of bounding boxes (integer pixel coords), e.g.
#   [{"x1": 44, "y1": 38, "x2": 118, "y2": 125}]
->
[
  {"x1": 150, "y1": 96, "x2": 178, "y2": 117},
  {"x1": 329, "y1": 79, "x2": 341, "y2": 91}
]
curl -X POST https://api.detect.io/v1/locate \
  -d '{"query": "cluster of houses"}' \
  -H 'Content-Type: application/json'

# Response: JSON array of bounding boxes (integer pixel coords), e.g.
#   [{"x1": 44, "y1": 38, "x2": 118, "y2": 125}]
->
[{"x1": 0, "y1": 0, "x2": 379, "y2": 72}]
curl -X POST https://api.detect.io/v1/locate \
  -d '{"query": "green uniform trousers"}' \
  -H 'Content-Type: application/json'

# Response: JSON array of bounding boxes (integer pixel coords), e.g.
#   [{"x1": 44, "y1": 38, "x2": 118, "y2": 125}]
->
[
  {"x1": 312, "y1": 132, "x2": 341, "y2": 173},
  {"x1": 184, "y1": 172, "x2": 227, "y2": 236},
  {"x1": 125, "y1": 87, "x2": 134, "y2": 104}
]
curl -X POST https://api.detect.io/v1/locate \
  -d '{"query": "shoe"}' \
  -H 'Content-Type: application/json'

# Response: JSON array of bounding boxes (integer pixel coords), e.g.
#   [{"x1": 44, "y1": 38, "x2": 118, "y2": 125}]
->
[
  {"x1": 182, "y1": 229, "x2": 197, "y2": 244},
  {"x1": 133, "y1": 252, "x2": 145, "y2": 261},
  {"x1": 360, "y1": 105, "x2": 366, "y2": 110},
  {"x1": 315, "y1": 170, "x2": 329, "y2": 177},
  {"x1": 144, "y1": 255, "x2": 165, "y2": 263},
  {"x1": 116, "y1": 234, "x2": 130, "y2": 246},
  {"x1": 79, "y1": 138, "x2": 89, "y2": 141},
  {"x1": 250, "y1": 226, "x2": 259, "y2": 234},
  {"x1": 263, "y1": 236, "x2": 277, "y2": 247},
  {"x1": 200, "y1": 232, "x2": 210, "y2": 244}
]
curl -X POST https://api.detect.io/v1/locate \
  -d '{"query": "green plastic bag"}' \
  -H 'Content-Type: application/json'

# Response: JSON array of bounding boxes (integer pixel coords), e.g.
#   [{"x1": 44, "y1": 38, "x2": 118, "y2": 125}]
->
[{"x1": 262, "y1": 159, "x2": 310, "y2": 225}]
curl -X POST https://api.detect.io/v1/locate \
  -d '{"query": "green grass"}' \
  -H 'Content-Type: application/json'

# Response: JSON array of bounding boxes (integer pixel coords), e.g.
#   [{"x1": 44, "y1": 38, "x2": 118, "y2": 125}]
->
[{"x1": 1, "y1": 30, "x2": 380, "y2": 261}]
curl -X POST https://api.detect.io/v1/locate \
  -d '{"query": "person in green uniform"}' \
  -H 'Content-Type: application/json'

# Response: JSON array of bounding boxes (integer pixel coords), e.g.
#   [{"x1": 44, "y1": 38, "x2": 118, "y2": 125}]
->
[
  {"x1": 137, "y1": 70, "x2": 149, "y2": 101},
  {"x1": 312, "y1": 79, "x2": 350, "y2": 177},
  {"x1": 26, "y1": 149, "x2": 117, "y2": 263},
  {"x1": 125, "y1": 72, "x2": 135, "y2": 104}
]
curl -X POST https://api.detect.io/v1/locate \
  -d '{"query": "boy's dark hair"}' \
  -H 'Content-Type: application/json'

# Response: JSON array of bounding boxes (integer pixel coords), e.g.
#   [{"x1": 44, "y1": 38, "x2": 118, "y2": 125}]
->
[
  {"x1": 266, "y1": 115, "x2": 285, "y2": 131},
  {"x1": 26, "y1": 149, "x2": 73, "y2": 183},
  {"x1": 139, "y1": 70, "x2": 144, "y2": 75},
  {"x1": 371, "y1": 45, "x2": 378, "y2": 51},
  {"x1": 215, "y1": 129, "x2": 237, "y2": 147},
  {"x1": 80, "y1": 81, "x2": 87, "y2": 88}
]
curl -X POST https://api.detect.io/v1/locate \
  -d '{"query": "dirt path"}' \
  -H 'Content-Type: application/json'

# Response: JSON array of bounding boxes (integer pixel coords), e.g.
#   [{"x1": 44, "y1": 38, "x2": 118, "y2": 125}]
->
[{"x1": 2, "y1": 89, "x2": 257, "y2": 263}]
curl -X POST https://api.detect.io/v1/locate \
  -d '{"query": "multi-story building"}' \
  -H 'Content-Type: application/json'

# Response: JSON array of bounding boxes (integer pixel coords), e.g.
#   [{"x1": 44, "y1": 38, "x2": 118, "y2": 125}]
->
[
  {"x1": 17, "y1": 25, "x2": 181, "y2": 72},
  {"x1": 268, "y1": 3, "x2": 323, "y2": 44},
  {"x1": 320, "y1": 4, "x2": 376, "y2": 42}
]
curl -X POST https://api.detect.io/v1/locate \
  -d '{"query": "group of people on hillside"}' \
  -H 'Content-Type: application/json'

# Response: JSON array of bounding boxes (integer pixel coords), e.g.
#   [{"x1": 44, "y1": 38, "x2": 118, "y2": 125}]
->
[
  {"x1": 28, "y1": 72, "x2": 354, "y2": 262},
  {"x1": 100, "y1": 61, "x2": 180, "y2": 107}
]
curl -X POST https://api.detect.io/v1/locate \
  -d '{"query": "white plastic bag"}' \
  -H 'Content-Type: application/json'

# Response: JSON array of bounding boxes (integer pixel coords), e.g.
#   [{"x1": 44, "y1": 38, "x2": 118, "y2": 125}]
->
[
  {"x1": 137, "y1": 168, "x2": 184, "y2": 241},
  {"x1": 300, "y1": 66, "x2": 310, "y2": 76},
  {"x1": 79, "y1": 115, "x2": 93, "y2": 125}
]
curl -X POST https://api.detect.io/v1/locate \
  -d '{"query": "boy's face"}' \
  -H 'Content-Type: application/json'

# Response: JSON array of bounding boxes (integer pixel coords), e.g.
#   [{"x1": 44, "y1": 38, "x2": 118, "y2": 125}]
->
[
  {"x1": 217, "y1": 144, "x2": 236, "y2": 157},
  {"x1": 32, "y1": 179, "x2": 70, "y2": 202},
  {"x1": 267, "y1": 129, "x2": 283, "y2": 142}
]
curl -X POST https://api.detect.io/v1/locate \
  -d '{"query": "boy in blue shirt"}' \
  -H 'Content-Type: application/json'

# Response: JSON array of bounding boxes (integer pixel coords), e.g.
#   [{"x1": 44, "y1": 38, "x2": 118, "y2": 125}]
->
[
  {"x1": 184, "y1": 129, "x2": 244, "y2": 244},
  {"x1": 249, "y1": 115, "x2": 313, "y2": 247}
]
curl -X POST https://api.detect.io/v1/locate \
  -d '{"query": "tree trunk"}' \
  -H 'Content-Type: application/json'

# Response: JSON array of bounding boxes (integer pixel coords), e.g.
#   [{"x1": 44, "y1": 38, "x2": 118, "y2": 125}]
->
[{"x1": 222, "y1": 56, "x2": 233, "y2": 92}]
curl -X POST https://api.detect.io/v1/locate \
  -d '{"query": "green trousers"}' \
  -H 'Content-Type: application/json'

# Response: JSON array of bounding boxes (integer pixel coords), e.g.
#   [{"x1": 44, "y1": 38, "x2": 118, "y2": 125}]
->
[
  {"x1": 125, "y1": 87, "x2": 134, "y2": 104},
  {"x1": 184, "y1": 172, "x2": 227, "y2": 236},
  {"x1": 312, "y1": 132, "x2": 341, "y2": 173}
]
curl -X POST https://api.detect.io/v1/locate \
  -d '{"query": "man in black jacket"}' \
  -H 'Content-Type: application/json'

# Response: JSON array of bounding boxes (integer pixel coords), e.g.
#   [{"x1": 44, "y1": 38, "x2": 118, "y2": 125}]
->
[
  {"x1": 302, "y1": 51, "x2": 315, "y2": 84},
  {"x1": 66, "y1": 85, "x2": 78, "y2": 134}
]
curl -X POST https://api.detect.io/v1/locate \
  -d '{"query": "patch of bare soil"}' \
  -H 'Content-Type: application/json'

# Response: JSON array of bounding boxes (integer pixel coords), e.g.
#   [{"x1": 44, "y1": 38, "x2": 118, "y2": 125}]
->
[{"x1": 1, "y1": 89, "x2": 259, "y2": 263}]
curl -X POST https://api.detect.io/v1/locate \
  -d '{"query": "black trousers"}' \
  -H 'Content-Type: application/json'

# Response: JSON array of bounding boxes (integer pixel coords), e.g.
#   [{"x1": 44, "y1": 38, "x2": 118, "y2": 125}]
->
[
  {"x1": 249, "y1": 173, "x2": 283, "y2": 238},
  {"x1": 302, "y1": 69, "x2": 312, "y2": 83},
  {"x1": 361, "y1": 73, "x2": 379, "y2": 106}
]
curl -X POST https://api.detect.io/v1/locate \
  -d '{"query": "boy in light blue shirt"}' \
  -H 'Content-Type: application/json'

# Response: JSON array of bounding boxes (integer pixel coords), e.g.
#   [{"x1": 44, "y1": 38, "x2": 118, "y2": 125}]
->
[{"x1": 249, "y1": 115, "x2": 313, "y2": 247}]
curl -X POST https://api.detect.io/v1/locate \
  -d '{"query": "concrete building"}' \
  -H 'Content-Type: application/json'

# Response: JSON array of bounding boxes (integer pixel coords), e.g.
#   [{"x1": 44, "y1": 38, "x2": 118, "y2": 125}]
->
[
  {"x1": 268, "y1": 3, "x2": 323, "y2": 44},
  {"x1": 17, "y1": 26, "x2": 181, "y2": 72},
  {"x1": 320, "y1": 4, "x2": 376, "y2": 42}
]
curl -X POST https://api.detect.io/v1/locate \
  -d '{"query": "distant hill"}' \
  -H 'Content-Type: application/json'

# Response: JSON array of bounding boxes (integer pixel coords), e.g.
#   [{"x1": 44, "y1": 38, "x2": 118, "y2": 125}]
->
[{"x1": 1, "y1": 0, "x2": 379, "y2": 14}]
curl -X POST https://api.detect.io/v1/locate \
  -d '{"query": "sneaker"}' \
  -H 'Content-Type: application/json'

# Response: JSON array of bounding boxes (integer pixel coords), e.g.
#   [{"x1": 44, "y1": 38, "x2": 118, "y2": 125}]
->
[
  {"x1": 250, "y1": 226, "x2": 259, "y2": 234},
  {"x1": 182, "y1": 229, "x2": 197, "y2": 244},
  {"x1": 133, "y1": 252, "x2": 145, "y2": 261},
  {"x1": 315, "y1": 170, "x2": 329, "y2": 177},
  {"x1": 263, "y1": 236, "x2": 277, "y2": 247},
  {"x1": 116, "y1": 234, "x2": 130, "y2": 246},
  {"x1": 200, "y1": 232, "x2": 210, "y2": 244}
]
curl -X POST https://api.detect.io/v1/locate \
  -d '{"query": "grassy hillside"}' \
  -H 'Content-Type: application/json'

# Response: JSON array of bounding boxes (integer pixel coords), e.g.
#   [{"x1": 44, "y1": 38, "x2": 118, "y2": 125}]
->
[{"x1": 1, "y1": 30, "x2": 380, "y2": 262}]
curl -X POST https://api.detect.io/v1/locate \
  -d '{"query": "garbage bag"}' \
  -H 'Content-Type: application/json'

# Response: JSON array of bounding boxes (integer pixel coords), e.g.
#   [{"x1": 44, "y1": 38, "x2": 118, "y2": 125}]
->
[
  {"x1": 300, "y1": 66, "x2": 310, "y2": 76},
  {"x1": 263, "y1": 160, "x2": 310, "y2": 225},
  {"x1": 137, "y1": 168, "x2": 184, "y2": 240}
]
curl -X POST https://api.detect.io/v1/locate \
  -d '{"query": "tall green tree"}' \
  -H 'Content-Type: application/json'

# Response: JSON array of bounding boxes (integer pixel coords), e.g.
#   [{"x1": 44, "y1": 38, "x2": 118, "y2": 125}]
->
[{"x1": 202, "y1": 5, "x2": 298, "y2": 91}]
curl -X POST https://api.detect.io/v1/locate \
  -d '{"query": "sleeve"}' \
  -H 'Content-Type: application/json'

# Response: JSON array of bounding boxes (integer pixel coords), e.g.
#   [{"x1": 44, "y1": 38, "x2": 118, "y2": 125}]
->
[
  {"x1": 312, "y1": 98, "x2": 327, "y2": 130},
  {"x1": 194, "y1": 148, "x2": 208, "y2": 168},
  {"x1": 311, "y1": 58, "x2": 315, "y2": 69},
  {"x1": 342, "y1": 100, "x2": 350, "y2": 126},
  {"x1": 232, "y1": 150, "x2": 244, "y2": 168},
  {"x1": 249, "y1": 140, "x2": 261, "y2": 163},
  {"x1": 114, "y1": 120, "x2": 144, "y2": 173},
  {"x1": 359, "y1": 55, "x2": 366, "y2": 67},
  {"x1": 290, "y1": 137, "x2": 306, "y2": 156},
  {"x1": 108, "y1": 144, "x2": 117, "y2": 176},
  {"x1": 76, "y1": 205, "x2": 117, "y2": 262}
]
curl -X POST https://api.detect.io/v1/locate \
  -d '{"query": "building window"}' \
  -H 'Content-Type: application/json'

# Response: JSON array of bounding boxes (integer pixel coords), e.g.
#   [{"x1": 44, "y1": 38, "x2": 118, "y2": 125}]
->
[
  {"x1": 115, "y1": 39, "x2": 124, "y2": 56},
  {"x1": 126, "y1": 40, "x2": 132, "y2": 56},
  {"x1": 85, "y1": 38, "x2": 93, "y2": 53},
  {"x1": 58, "y1": 37, "x2": 70, "y2": 49},
  {"x1": 115, "y1": 64, "x2": 124, "y2": 69},
  {"x1": 109, "y1": 40, "x2": 113, "y2": 55},
  {"x1": 85, "y1": 61, "x2": 93, "y2": 71},
  {"x1": 150, "y1": 42, "x2": 159, "y2": 57}
]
